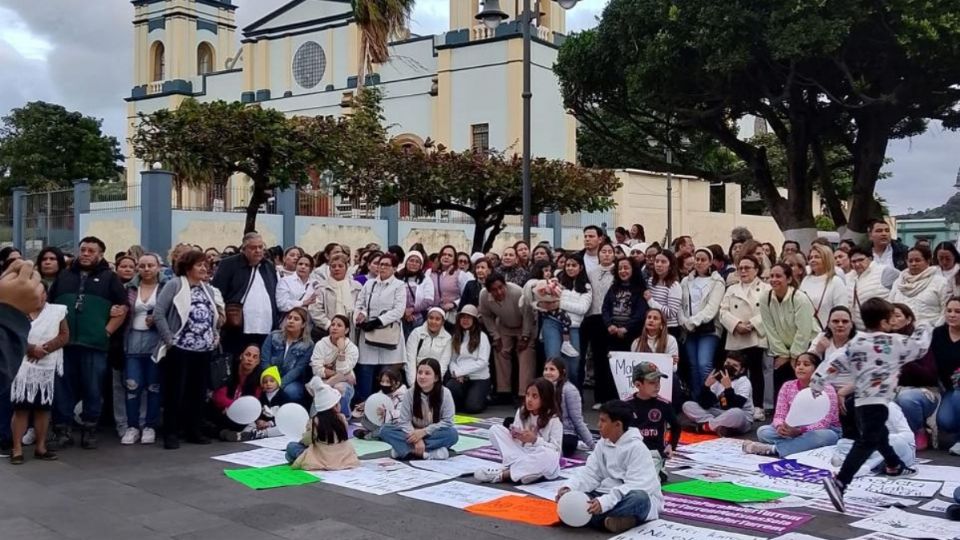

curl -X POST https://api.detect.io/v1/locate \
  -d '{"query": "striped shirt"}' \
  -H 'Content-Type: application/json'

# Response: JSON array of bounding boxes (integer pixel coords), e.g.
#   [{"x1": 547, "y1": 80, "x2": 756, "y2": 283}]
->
[{"x1": 646, "y1": 280, "x2": 682, "y2": 328}]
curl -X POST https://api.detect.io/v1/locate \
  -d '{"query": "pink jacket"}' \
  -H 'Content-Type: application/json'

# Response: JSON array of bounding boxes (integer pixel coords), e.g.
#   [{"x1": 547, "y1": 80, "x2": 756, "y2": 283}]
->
[{"x1": 772, "y1": 380, "x2": 840, "y2": 433}]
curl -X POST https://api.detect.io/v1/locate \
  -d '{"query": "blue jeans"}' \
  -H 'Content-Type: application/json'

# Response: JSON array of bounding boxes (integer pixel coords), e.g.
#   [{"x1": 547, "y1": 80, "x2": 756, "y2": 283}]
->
[
  {"x1": 937, "y1": 390, "x2": 960, "y2": 434},
  {"x1": 330, "y1": 382, "x2": 355, "y2": 414},
  {"x1": 125, "y1": 354, "x2": 161, "y2": 429},
  {"x1": 756, "y1": 424, "x2": 841, "y2": 457},
  {"x1": 541, "y1": 317, "x2": 582, "y2": 388},
  {"x1": 356, "y1": 364, "x2": 393, "y2": 403},
  {"x1": 379, "y1": 424, "x2": 459, "y2": 458},
  {"x1": 286, "y1": 441, "x2": 307, "y2": 464},
  {"x1": 684, "y1": 333, "x2": 719, "y2": 400},
  {"x1": 587, "y1": 490, "x2": 652, "y2": 529},
  {"x1": 896, "y1": 388, "x2": 939, "y2": 432},
  {"x1": 53, "y1": 347, "x2": 108, "y2": 426},
  {"x1": 282, "y1": 382, "x2": 307, "y2": 405}
]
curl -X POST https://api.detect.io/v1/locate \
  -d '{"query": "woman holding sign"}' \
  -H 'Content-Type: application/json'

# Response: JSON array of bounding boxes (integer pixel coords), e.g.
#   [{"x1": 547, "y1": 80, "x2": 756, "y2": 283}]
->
[{"x1": 743, "y1": 352, "x2": 840, "y2": 457}]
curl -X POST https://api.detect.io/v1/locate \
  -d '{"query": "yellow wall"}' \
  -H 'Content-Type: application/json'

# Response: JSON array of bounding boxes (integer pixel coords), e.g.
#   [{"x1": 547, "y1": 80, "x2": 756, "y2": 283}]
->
[{"x1": 449, "y1": 0, "x2": 480, "y2": 31}]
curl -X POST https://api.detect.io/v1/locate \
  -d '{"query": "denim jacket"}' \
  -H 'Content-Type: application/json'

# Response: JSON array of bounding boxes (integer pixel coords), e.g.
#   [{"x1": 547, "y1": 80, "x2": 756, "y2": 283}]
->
[{"x1": 259, "y1": 330, "x2": 314, "y2": 387}]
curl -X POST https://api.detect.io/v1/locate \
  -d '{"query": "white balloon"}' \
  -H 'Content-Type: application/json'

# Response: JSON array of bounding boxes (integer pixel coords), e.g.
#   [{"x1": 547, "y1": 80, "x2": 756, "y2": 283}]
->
[
  {"x1": 785, "y1": 387, "x2": 831, "y2": 427},
  {"x1": 557, "y1": 491, "x2": 592, "y2": 527},
  {"x1": 364, "y1": 393, "x2": 394, "y2": 426},
  {"x1": 276, "y1": 403, "x2": 310, "y2": 438},
  {"x1": 226, "y1": 395, "x2": 262, "y2": 425}
]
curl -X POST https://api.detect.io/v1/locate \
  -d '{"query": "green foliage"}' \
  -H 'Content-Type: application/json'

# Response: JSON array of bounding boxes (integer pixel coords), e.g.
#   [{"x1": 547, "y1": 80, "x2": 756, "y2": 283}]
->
[
  {"x1": 814, "y1": 214, "x2": 836, "y2": 231},
  {"x1": 901, "y1": 192, "x2": 960, "y2": 222},
  {"x1": 0, "y1": 101, "x2": 122, "y2": 193}
]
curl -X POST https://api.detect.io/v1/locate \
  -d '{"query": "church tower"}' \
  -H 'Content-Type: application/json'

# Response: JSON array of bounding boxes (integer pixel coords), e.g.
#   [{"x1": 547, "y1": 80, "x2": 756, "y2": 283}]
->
[
  {"x1": 131, "y1": 0, "x2": 237, "y2": 88},
  {"x1": 450, "y1": 0, "x2": 566, "y2": 35}
]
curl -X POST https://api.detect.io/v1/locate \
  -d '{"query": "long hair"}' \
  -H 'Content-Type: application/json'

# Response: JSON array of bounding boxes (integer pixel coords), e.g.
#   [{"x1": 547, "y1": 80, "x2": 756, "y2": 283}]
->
[
  {"x1": 36, "y1": 246, "x2": 66, "y2": 276},
  {"x1": 311, "y1": 408, "x2": 348, "y2": 445},
  {"x1": 637, "y1": 308, "x2": 668, "y2": 354},
  {"x1": 519, "y1": 378, "x2": 559, "y2": 430},
  {"x1": 613, "y1": 258, "x2": 646, "y2": 294},
  {"x1": 283, "y1": 307, "x2": 313, "y2": 344},
  {"x1": 412, "y1": 358, "x2": 443, "y2": 423},
  {"x1": 451, "y1": 313, "x2": 481, "y2": 353},
  {"x1": 649, "y1": 249, "x2": 679, "y2": 287},
  {"x1": 892, "y1": 302, "x2": 916, "y2": 335},
  {"x1": 439, "y1": 245, "x2": 458, "y2": 275},
  {"x1": 545, "y1": 358, "x2": 569, "y2": 414},
  {"x1": 529, "y1": 260, "x2": 554, "y2": 282},
  {"x1": 823, "y1": 305, "x2": 857, "y2": 340},
  {"x1": 558, "y1": 254, "x2": 589, "y2": 293}
]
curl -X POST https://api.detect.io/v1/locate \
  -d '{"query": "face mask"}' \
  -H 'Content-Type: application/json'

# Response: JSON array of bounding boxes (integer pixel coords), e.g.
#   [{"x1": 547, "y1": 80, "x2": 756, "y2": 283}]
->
[{"x1": 379, "y1": 384, "x2": 394, "y2": 395}]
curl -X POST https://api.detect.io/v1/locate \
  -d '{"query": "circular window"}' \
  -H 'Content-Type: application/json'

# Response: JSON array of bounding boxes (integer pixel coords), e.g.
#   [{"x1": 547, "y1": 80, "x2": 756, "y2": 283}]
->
[{"x1": 292, "y1": 41, "x2": 326, "y2": 89}]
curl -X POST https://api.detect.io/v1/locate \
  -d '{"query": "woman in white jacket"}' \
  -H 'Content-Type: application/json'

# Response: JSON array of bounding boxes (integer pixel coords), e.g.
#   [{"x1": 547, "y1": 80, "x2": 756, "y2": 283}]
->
[
  {"x1": 276, "y1": 253, "x2": 319, "y2": 316},
  {"x1": 474, "y1": 378, "x2": 562, "y2": 485},
  {"x1": 310, "y1": 314, "x2": 359, "y2": 413},
  {"x1": 308, "y1": 254, "x2": 361, "y2": 340},
  {"x1": 679, "y1": 248, "x2": 726, "y2": 400},
  {"x1": 799, "y1": 244, "x2": 848, "y2": 329},
  {"x1": 355, "y1": 254, "x2": 406, "y2": 401},
  {"x1": 541, "y1": 254, "x2": 592, "y2": 388},
  {"x1": 888, "y1": 245, "x2": 950, "y2": 326},
  {"x1": 720, "y1": 253, "x2": 770, "y2": 419},
  {"x1": 444, "y1": 305, "x2": 491, "y2": 414},
  {"x1": 404, "y1": 307, "x2": 453, "y2": 387}
]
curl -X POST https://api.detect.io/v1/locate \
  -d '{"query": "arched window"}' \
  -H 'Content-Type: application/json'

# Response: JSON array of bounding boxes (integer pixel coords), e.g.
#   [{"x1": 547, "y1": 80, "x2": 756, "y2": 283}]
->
[
  {"x1": 151, "y1": 42, "x2": 165, "y2": 81},
  {"x1": 197, "y1": 43, "x2": 215, "y2": 75}
]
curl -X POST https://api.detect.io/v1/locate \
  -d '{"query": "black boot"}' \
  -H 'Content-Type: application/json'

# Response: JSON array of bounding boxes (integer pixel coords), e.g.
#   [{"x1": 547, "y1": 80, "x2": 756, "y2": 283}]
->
[
  {"x1": 51, "y1": 425, "x2": 74, "y2": 449},
  {"x1": 80, "y1": 424, "x2": 98, "y2": 450}
]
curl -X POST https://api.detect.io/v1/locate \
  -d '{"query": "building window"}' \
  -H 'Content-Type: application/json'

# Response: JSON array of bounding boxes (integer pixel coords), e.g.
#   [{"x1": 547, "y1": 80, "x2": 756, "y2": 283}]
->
[
  {"x1": 152, "y1": 42, "x2": 165, "y2": 81},
  {"x1": 471, "y1": 123, "x2": 489, "y2": 152},
  {"x1": 197, "y1": 43, "x2": 215, "y2": 75},
  {"x1": 292, "y1": 41, "x2": 326, "y2": 89}
]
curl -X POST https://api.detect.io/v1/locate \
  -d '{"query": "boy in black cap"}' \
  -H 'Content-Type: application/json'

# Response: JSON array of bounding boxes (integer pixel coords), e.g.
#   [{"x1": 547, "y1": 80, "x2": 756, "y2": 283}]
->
[{"x1": 627, "y1": 362, "x2": 680, "y2": 482}]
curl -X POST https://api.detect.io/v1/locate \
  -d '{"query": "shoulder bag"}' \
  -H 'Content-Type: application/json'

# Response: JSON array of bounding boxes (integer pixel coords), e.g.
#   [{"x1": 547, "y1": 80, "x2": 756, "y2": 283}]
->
[
  {"x1": 224, "y1": 264, "x2": 259, "y2": 329},
  {"x1": 364, "y1": 281, "x2": 401, "y2": 349}
]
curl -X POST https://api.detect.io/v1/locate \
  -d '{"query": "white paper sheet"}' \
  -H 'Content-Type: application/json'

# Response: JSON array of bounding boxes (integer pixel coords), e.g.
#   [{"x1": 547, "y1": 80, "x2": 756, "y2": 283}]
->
[
  {"x1": 678, "y1": 437, "x2": 752, "y2": 455},
  {"x1": 558, "y1": 466, "x2": 584, "y2": 479},
  {"x1": 312, "y1": 461, "x2": 450, "y2": 495},
  {"x1": 514, "y1": 479, "x2": 568, "y2": 500},
  {"x1": 847, "y1": 477, "x2": 942, "y2": 498},
  {"x1": 408, "y1": 455, "x2": 497, "y2": 478},
  {"x1": 609, "y1": 352, "x2": 674, "y2": 401},
  {"x1": 688, "y1": 451, "x2": 777, "y2": 472},
  {"x1": 609, "y1": 519, "x2": 764, "y2": 540},
  {"x1": 770, "y1": 534, "x2": 827, "y2": 540},
  {"x1": 850, "y1": 507, "x2": 960, "y2": 540},
  {"x1": 733, "y1": 475, "x2": 828, "y2": 499},
  {"x1": 942, "y1": 481, "x2": 960, "y2": 499},
  {"x1": 210, "y1": 447, "x2": 288, "y2": 468},
  {"x1": 805, "y1": 498, "x2": 884, "y2": 519},
  {"x1": 786, "y1": 446, "x2": 839, "y2": 471},
  {"x1": 399, "y1": 480, "x2": 520, "y2": 509},
  {"x1": 451, "y1": 436, "x2": 490, "y2": 453},
  {"x1": 919, "y1": 499, "x2": 953, "y2": 513},
  {"x1": 740, "y1": 496, "x2": 810, "y2": 510},
  {"x1": 454, "y1": 426, "x2": 491, "y2": 440},
  {"x1": 849, "y1": 533, "x2": 912, "y2": 540},
  {"x1": 845, "y1": 490, "x2": 920, "y2": 508},
  {"x1": 242, "y1": 436, "x2": 299, "y2": 450},
  {"x1": 913, "y1": 465, "x2": 960, "y2": 483},
  {"x1": 673, "y1": 467, "x2": 751, "y2": 483}
]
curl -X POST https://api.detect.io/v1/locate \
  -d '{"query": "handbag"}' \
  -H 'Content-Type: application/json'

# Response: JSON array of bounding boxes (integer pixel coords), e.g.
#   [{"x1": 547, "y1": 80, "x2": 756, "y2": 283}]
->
[
  {"x1": 687, "y1": 294, "x2": 715, "y2": 335},
  {"x1": 208, "y1": 347, "x2": 232, "y2": 390},
  {"x1": 363, "y1": 282, "x2": 400, "y2": 350},
  {"x1": 224, "y1": 266, "x2": 259, "y2": 329}
]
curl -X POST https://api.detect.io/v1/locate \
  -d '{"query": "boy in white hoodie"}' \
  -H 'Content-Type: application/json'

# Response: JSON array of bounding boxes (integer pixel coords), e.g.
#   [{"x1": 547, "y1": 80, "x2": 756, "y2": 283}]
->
[
  {"x1": 556, "y1": 400, "x2": 663, "y2": 534},
  {"x1": 812, "y1": 297, "x2": 931, "y2": 513}
]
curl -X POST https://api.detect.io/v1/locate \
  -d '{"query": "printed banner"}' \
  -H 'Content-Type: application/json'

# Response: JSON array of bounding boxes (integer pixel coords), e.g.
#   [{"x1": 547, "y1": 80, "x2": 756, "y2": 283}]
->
[
  {"x1": 662, "y1": 494, "x2": 814, "y2": 535},
  {"x1": 759, "y1": 459, "x2": 833, "y2": 483},
  {"x1": 609, "y1": 351, "x2": 674, "y2": 401}
]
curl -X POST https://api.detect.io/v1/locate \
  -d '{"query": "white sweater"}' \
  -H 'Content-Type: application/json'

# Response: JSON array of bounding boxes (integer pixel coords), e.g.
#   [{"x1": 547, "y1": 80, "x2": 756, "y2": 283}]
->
[
  {"x1": 847, "y1": 263, "x2": 898, "y2": 329},
  {"x1": 448, "y1": 331, "x2": 491, "y2": 380},
  {"x1": 559, "y1": 286, "x2": 592, "y2": 328},
  {"x1": 888, "y1": 269, "x2": 950, "y2": 326},
  {"x1": 511, "y1": 409, "x2": 563, "y2": 453},
  {"x1": 309, "y1": 337, "x2": 359, "y2": 378},
  {"x1": 404, "y1": 326, "x2": 453, "y2": 387},
  {"x1": 799, "y1": 273, "x2": 848, "y2": 329},
  {"x1": 679, "y1": 272, "x2": 726, "y2": 334}
]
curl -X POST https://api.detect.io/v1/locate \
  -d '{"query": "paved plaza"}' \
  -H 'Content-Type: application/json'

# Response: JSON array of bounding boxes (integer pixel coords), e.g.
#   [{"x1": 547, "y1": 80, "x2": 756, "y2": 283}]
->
[{"x1": 1, "y1": 404, "x2": 957, "y2": 540}]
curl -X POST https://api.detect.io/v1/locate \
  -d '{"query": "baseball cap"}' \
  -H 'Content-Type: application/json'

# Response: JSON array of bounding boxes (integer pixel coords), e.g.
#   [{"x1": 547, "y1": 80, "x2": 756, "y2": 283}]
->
[{"x1": 632, "y1": 362, "x2": 667, "y2": 382}]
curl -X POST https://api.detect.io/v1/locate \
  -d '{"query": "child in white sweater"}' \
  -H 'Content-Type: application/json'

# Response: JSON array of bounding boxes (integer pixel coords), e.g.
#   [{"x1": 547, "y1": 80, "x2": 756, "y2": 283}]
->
[
  {"x1": 474, "y1": 378, "x2": 563, "y2": 484},
  {"x1": 681, "y1": 352, "x2": 754, "y2": 435}
]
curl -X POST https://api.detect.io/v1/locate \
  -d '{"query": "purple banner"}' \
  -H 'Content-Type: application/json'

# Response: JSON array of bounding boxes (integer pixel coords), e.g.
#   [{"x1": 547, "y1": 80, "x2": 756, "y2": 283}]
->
[
  {"x1": 759, "y1": 459, "x2": 832, "y2": 483},
  {"x1": 463, "y1": 447, "x2": 585, "y2": 469},
  {"x1": 663, "y1": 494, "x2": 813, "y2": 534}
]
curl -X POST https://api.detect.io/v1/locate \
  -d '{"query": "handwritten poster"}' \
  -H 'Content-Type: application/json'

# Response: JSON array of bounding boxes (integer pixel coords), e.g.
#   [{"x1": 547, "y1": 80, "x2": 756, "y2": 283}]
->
[
  {"x1": 847, "y1": 477, "x2": 942, "y2": 498},
  {"x1": 688, "y1": 451, "x2": 777, "y2": 472},
  {"x1": 785, "y1": 446, "x2": 839, "y2": 472},
  {"x1": 733, "y1": 475, "x2": 830, "y2": 499},
  {"x1": 223, "y1": 465, "x2": 319, "y2": 490},
  {"x1": 759, "y1": 459, "x2": 833, "y2": 483},
  {"x1": 464, "y1": 495, "x2": 559, "y2": 526},
  {"x1": 805, "y1": 498, "x2": 885, "y2": 519},
  {"x1": 850, "y1": 507, "x2": 960, "y2": 540},
  {"x1": 242, "y1": 436, "x2": 299, "y2": 451},
  {"x1": 313, "y1": 461, "x2": 450, "y2": 495},
  {"x1": 609, "y1": 519, "x2": 764, "y2": 540},
  {"x1": 663, "y1": 480, "x2": 786, "y2": 503},
  {"x1": 408, "y1": 455, "x2": 496, "y2": 478},
  {"x1": 399, "y1": 480, "x2": 520, "y2": 509},
  {"x1": 662, "y1": 494, "x2": 812, "y2": 534},
  {"x1": 210, "y1": 447, "x2": 288, "y2": 468},
  {"x1": 913, "y1": 465, "x2": 960, "y2": 483},
  {"x1": 681, "y1": 437, "x2": 758, "y2": 456},
  {"x1": 673, "y1": 467, "x2": 750, "y2": 484},
  {"x1": 608, "y1": 352, "x2": 674, "y2": 402},
  {"x1": 919, "y1": 499, "x2": 953, "y2": 513},
  {"x1": 515, "y1": 479, "x2": 568, "y2": 500},
  {"x1": 771, "y1": 535, "x2": 827, "y2": 540}
]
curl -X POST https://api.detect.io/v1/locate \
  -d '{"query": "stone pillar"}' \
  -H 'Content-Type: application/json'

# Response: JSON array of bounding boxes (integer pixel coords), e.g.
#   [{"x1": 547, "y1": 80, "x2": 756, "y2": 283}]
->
[
  {"x1": 140, "y1": 170, "x2": 173, "y2": 257},
  {"x1": 276, "y1": 187, "x2": 297, "y2": 248},
  {"x1": 545, "y1": 211, "x2": 562, "y2": 249},
  {"x1": 382, "y1": 203, "x2": 399, "y2": 247},
  {"x1": 11, "y1": 186, "x2": 25, "y2": 249},
  {"x1": 73, "y1": 179, "x2": 91, "y2": 249}
]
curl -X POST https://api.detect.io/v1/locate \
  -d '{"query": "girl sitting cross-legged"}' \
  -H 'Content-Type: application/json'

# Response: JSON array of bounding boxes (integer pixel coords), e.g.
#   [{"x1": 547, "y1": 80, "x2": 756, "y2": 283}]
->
[
  {"x1": 285, "y1": 380, "x2": 360, "y2": 471},
  {"x1": 379, "y1": 358, "x2": 459, "y2": 460},
  {"x1": 473, "y1": 378, "x2": 563, "y2": 485}
]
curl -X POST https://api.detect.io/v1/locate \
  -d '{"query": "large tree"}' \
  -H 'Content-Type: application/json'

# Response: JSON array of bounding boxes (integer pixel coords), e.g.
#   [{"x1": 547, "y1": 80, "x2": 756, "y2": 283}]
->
[
  {"x1": 556, "y1": 0, "x2": 960, "y2": 245},
  {"x1": 0, "y1": 101, "x2": 122, "y2": 193}
]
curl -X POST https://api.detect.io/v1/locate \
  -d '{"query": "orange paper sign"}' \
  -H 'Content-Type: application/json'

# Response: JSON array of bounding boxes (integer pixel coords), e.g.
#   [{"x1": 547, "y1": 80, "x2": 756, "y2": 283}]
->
[
  {"x1": 464, "y1": 495, "x2": 560, "y2": 527},
  {"x1": 674, "y1": 431, "x2": 719, "y2": 445}
]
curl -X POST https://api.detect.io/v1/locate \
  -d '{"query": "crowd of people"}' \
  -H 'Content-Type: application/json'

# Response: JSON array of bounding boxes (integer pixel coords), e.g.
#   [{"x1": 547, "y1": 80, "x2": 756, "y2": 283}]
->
[{"x1": 1, "y1": 218, "x2": 959, "y2": 530}]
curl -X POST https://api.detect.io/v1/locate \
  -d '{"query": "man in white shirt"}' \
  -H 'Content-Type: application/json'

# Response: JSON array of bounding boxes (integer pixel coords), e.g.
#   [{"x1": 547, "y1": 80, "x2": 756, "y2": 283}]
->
[
  {"x1": 212, "y1": 233, "x2": 279, "y2": 355},
  {"x1": 580, "y1": 225, "x2": 602, "y2": 274},
  {"x1": 847, "y1": 246, "x2": 899, "y2": 328},
  {"x1": 868, "y1": 220, "x2": 907, "y2": 271}
]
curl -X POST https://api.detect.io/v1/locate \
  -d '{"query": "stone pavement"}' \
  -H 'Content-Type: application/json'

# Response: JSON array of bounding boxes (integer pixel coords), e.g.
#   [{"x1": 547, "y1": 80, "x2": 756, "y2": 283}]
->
[{"x1": 1, "y1": 404, "x2": 957, "y2": 540}]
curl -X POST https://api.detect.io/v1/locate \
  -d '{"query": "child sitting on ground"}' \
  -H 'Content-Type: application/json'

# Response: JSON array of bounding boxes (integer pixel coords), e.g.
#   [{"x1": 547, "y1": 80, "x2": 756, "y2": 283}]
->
[
  {"x1": 354, "y1": 368, "x2": 407, "y2": 440},
  {"x1": 285, "y1": 381, "x2": 359, "y2": 471},
  {"x1": 474, "y1": 378, "x2": 562, "y2": 484},
  {"x1": 815, "y1": 297, "x2": 931, "y2": 513},
  {"x1": 556, "y1": 400, "x2": 663, "y2": 534},
  {"x1": 680, "y1": 352, "x2": 753, "y2": 436},
  {"x1": 627, "y1": 362, "x2": 680, "y2": 482},
  {"x1": 218, "y1": 364, "x2": 287, "y2": 442},
  {"x1": 533, "y1": 278, "x2": 578, "y2": 357}
]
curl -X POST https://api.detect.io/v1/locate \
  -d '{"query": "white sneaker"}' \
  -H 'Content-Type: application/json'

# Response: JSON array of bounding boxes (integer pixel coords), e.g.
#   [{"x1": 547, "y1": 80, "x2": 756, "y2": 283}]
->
[
  {"x1": 474, "y1": 467, "x2": 505, "y2": 483},
  {"x1": 950, "y1": 442, "x2": 960, "y2": 456},
  {"x1": 426, "y1": 447, "x2": 449, "y2": 460},
  {"x1": 120, "y1": 428, "x2": 140, "y2": 445},
  {"x1": 560, "y1": 341, "x2": 579, "y2": 357},
  {"x1": 591, "y1": 403, "x2": 602, "y2": 411},
  {"x1": 141, "y1": 427, "x2": 156, "y2": 445},
  {"x1": 21, "y1": 428, "x2": 36, "y2": 446},
  {"x1": 753, "y1": 408, "x2": 766, "y2": 422}
]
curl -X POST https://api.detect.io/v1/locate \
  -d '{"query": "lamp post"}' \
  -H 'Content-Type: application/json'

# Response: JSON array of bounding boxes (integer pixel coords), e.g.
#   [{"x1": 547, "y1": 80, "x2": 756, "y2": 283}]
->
[
  {"x1": 476, "y1": 0, "x2": 580, "y2": 245},
  {"x1": 647, "y1": 138, "x2": 674, "y2": 246}
]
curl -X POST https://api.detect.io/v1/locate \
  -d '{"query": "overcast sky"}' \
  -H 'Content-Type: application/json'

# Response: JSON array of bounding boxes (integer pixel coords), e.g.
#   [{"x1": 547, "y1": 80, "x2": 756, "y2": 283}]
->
[{"x1": 1, "y1": 0, "x2": 957, "y2": 215}]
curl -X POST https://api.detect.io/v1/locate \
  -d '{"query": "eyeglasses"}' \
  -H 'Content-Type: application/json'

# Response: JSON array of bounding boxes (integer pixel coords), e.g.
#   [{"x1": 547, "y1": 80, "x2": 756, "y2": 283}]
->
[
  {"x1": 850, "y1": 258, "x2": 867, "y2": 264},
  {"x1": 738, "y1": 265, "x2": 756, "y2": 271}
]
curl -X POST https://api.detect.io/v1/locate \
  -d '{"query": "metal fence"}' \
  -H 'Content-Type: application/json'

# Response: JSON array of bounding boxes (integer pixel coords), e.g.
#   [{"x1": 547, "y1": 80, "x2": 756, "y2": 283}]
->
[
  {"x1": 173, "y1": 184, "x2": 277, "y2": 214},
  {"x1": 399, "y1": 200, "x2": 473, "y2": 224},
  {"x1": 0, "y1": 196, "x2": 12, "y2": 245},
  {"x1": 90, "y1": 182, "x2": 141, "y2": 212},
  {"x1": 22, "y1": 189, "x2": 74, "y2": 260},
  {"x1": 297, "y1": 190, "x2": 377, "y2": 219}
]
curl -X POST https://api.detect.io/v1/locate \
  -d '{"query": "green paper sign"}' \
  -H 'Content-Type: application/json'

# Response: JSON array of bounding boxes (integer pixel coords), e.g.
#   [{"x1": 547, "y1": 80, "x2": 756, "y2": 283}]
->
[
  {"x1": 453, "y1": 414, "x2": 482, "y2": 425},
  {"x1": 224, "y1": 465, "x2": 319, "y2": 490},
  {"x1": 662, "y1": 480, "x2": 787, "y2": 503},
  {"x1": 452, "y1": 435, "x2": 490, "y2": 453},
  {"x1": 350, "y1": 438, "x2": 392, "y2": 457}
]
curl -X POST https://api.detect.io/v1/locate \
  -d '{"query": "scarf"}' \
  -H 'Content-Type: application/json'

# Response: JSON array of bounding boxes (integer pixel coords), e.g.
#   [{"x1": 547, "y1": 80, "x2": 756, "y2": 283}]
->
[
  {"x1": 896, "y1": 266, "x2": 939, "y2": 298},
  {"x1": 330, "y1": 278, "x2": 354, "y2": 316}
]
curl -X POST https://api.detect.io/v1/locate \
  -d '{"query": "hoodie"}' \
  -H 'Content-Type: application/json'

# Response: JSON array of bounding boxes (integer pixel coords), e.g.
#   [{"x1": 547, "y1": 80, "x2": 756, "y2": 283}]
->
[
  {"x1": 50, "y1": 258, "x2": 127, "y2": 351},
  {"x1": 561, "y1": 427, "x2": 663, "y2": 519}
]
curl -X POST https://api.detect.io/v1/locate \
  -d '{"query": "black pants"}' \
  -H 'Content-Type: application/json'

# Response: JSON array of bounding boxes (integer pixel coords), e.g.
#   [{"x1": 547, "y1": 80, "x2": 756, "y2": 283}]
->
[
  {"x1": 837, "y1": 404, "x2": 905, "y2": 486},
  {"x1": 162, "y1": 347, "x2": 210, "y2": 439},
  {"x1": 840, "y1": 394, "x2": 858, "y2": 439},
  {"x1": 222, "y1": 328, "x2": 268, "y2": 359},
  {"x1": 592, "y1": 324, "x2": 629, "y2": 404},
  {"x1": 445, "y1": 377, "x2": 491, "y2": 414},
  {"x1": 773, "y1": 360, "x2": 796, "y2": 409},
  {"x1": 562, "y1": 433, "x2": 579, "y2": 457},
  {"x1": 738, "y1": 347, "x2": 766, "y2": 409}
]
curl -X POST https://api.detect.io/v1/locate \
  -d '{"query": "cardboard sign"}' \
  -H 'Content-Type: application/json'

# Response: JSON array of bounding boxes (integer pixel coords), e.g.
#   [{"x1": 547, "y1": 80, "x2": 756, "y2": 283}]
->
[
  {"x1": 464, "y1": 495, "x2": 560, "y2": 526},
  {"x1": 759, "y1": 459, "x2": 833, "y2": 483},
  {"x1": 662, "y1": 480, "x2": 787, "y2": 503},
  {"x1": 663, "y1": 494, "x2": 814, "y2": 535},
  {"x1": 609, "y1": 352, "x2": 674, "y2": 402}
]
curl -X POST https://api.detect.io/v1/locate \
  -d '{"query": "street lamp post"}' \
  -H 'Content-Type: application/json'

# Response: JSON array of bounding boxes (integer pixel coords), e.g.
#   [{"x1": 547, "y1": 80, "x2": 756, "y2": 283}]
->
[{"x1": 477, "y1": 0, "x2": 580, "y2": 245}]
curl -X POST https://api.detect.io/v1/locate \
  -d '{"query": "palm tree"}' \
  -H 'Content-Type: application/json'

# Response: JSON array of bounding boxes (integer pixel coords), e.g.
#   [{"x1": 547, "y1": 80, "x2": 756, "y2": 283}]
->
[{"x1": 352, "y1": 0, "x2": 416, "y2": 89}]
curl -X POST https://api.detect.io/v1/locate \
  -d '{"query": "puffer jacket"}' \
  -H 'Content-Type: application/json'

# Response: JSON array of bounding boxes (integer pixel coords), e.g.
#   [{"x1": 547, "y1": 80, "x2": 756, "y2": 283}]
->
[{"x1": 679, "y1": 271, "x2": 726, "y2": 337}]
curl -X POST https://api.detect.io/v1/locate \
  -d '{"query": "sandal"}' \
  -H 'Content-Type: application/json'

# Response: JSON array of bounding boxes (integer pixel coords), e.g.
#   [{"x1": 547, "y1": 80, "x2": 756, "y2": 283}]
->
[
  {"x1": 33, "y1": 450, "x2": 58, "y2": 461},
  {"x1": 9, "y1": 454, "x2": 24, "y2": 465}
]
